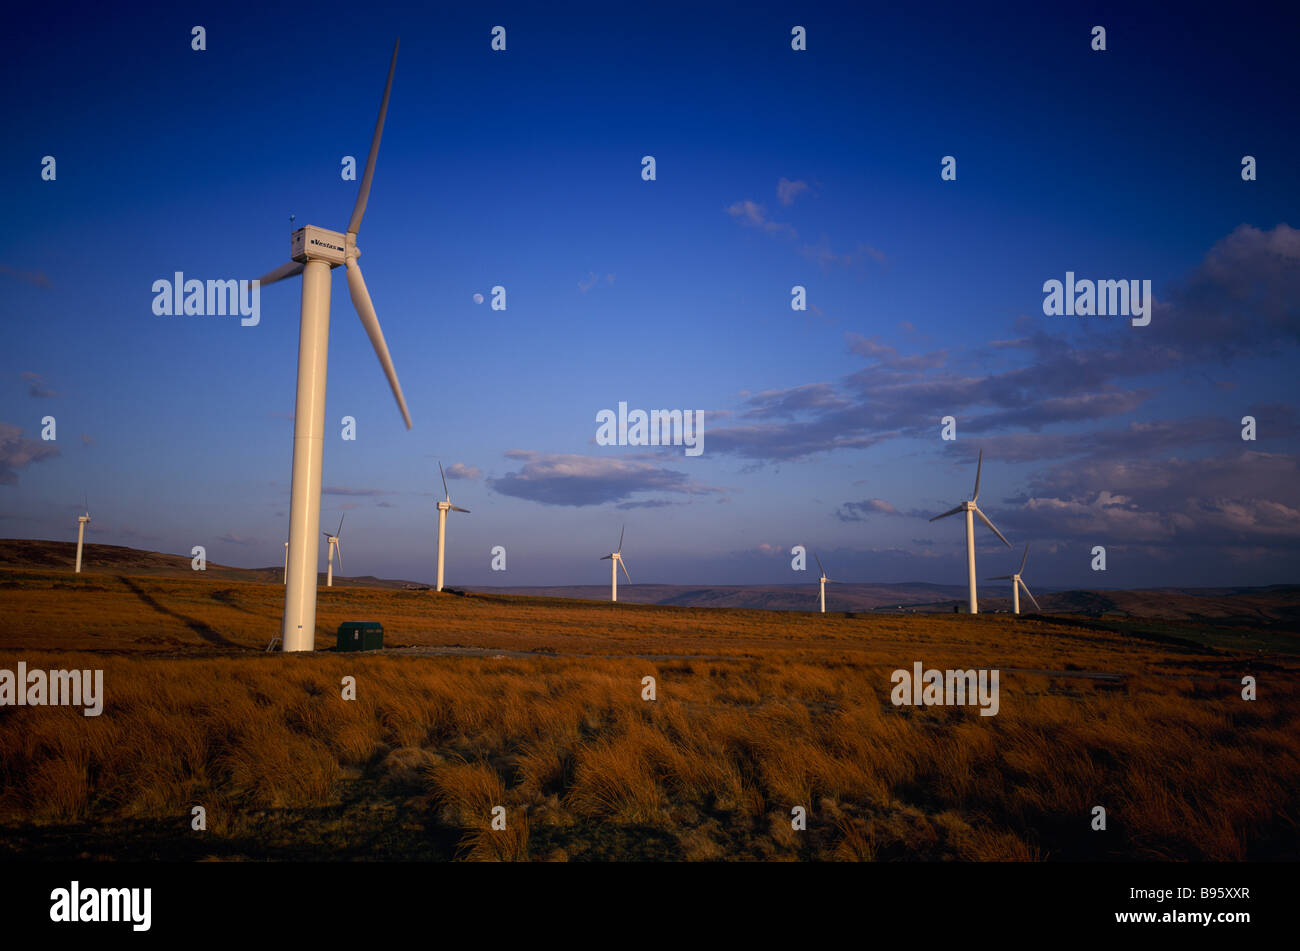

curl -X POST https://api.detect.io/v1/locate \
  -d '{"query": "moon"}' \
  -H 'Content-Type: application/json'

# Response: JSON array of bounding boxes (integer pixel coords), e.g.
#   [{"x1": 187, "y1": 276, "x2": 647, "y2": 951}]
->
[{"x1": 472, "y1": 292, "x2": 484, "y2": 304}]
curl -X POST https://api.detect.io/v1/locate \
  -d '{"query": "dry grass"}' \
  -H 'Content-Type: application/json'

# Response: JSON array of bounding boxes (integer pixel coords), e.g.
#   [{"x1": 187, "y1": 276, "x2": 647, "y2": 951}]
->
[{"x1": 0, "y1": 569, "x2": 1297, "y2": 861}]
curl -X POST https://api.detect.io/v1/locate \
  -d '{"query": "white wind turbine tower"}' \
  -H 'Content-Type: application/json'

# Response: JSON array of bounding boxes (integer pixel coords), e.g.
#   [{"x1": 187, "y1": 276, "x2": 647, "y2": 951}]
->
[
  {"x1": 434, "y1": 462, "x2": 469, "y2": 592},
  {"x1": 814, "y1": 552, "x2": 840, "y2": 614},
  {"x1": 74, "y1": 497, "x2": 90, "y2": 574},
  {"x1": 987, "y1": 544, "x2": 1041, "y2": 615},
  {"x1": 600, "y1": 525, "x2": 631, "y2": 602},
  {"x1": 929, "y1": 449, "x2": 1012, "y2": 614},
  {"x1": 324, "y1": 514, "x2": 345, "y2": 587},
  {"x1": 254, "y1": 40, "x2": 412, "y2": 652}
]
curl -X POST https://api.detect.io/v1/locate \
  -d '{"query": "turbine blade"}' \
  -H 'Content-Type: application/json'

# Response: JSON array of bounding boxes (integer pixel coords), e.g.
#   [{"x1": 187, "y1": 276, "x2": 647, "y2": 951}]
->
[
  {"x1": 619, "y1": 558, "x2": 631, "y2": 582},
  {"x1": 929, "y1": 504, "x2": 963, "y2": 522},
  {"x1": 974, "y1": 506, "x2": 1012, "y2": 547},
  {"x1": 335, "y1": 541, "x2": 343, "y2": 570},
  {"x1": 451, "y1": 505, "x2": 470, "y2": 514},
  {"x1": 1019, "y1": 543, "x2": 1029, "y2": 574},
  {"x1": 972, "y1": 449, "x2": 983, "y2": 502},
  {"x1": 337, "y1": 513, "x2": 345, "y2": 537},
  {"x1": 346, "y1": 257, "x2": 413, "y2": 429},
  {"x1": 986, "y1": 575, "x2": 1012, "y2": 581},
  {"x1": 348, "y1": 39, "x2": 399, "y2": 236},
  {"x1": 439, "y1": 460, "x2": 449, "y2": 500},
  {"x1": 600, "y1": 554, "x2": 613, "y2": 560},
  {"x1": 814, "y1": 552, "x2": 825, "y2": 576},
  {"x1": 257, "y1": 260, "x2": 305, "y2": 287},
  {"x1": 1019, "y1": 579, "x2": 1041, "y2": 611},
  {"x1": 618, "y1": 524, "x2": 625, "y2": 553}
]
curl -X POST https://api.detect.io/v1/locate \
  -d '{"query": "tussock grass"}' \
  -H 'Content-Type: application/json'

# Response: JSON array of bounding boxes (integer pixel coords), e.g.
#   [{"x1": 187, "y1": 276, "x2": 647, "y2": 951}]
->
[{"x1": 0, "y1": 571, "x2": 1296, "y2": 861}]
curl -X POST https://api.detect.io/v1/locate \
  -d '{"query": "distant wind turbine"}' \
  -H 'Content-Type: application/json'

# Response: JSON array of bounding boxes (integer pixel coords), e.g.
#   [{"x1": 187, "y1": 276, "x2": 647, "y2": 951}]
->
[
  {"x1": 74, "y1": 497, "x2": 90, "y2": 574},
  {"x1": 815, "y1": 552, "x2": 840, "y2": 614},
  {"x1": 435, "y1": 461, "x2": 469, "y2": 592},
  {"x1": 600, "y1": 525, "x2": 631, "y2": 602},
  {"x1": 323, "y1": 514, "x2": 345, "y2": 587},
  {"x1": 987, "y1": 544, "x2": 1041, "y2": 615},
  {"x1": 283, "y1": 541, "x2": 289, "y2": 585},
  {"x1": 929, "y1": 449, "x2": 1012, "y2": 614},
  {"x1": 254, "y1": 40, "x2": 413, "y2": 651}
]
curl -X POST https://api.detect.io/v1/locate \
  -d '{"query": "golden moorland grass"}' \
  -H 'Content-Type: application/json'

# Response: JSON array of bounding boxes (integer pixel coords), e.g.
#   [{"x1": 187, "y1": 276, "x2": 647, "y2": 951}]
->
[{"x1": 0, "y1": 567, "x2": 1296, "y2": 861}]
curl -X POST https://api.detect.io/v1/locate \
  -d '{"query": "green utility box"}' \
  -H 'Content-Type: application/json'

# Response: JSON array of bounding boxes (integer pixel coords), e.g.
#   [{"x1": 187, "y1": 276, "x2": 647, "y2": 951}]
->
[{"x1": 336, "y1": 621, "x2": 384, "y2": 651}]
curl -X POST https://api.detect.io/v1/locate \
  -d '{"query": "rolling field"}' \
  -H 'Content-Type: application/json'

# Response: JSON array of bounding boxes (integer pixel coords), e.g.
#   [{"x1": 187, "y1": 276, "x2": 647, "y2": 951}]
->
[{"x1": 1, "y1": 561, "x2": 1297, "y2": 861}]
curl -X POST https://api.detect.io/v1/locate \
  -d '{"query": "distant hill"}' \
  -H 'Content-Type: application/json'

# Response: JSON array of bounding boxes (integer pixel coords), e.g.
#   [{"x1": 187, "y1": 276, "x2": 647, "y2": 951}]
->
[
  {"x1": 0, "y1": 539, "x2": 238, "y2": 575},
  {"x1": 472, "y1": 582, "x2": 1300, "y2": 622},
  {"x1": 0, "y1": 539, "x2": 420, "y2": 588},
  {"x1": 1026, "y1": 585, "x2": 1300, "y2": 623},
  {"x1": 468, "y1": 582, "x2": 973, "y2": 612},
  {"x1": 3, "y1": 538, "x2": 1297, "y2": 622}
]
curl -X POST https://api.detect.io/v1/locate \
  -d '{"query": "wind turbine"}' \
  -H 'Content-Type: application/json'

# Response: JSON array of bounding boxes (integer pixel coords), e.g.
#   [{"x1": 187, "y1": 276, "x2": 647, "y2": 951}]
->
[
  {"x1": 74, "y1": 497, "x2": 90, "y2": 574},
  {"x1": 600, "y1": 525, "x2": 631, "y2": 602},
  {"x1": 283, "y1": 541, "x2": 289, "y2": 585},
  {"x1": 929, "y1": 449, "x2": 1011, "y2": 614},
  {"x1": 255, "y1": 40, "x2": 412, "y2": 652},
  {"x1": 814, "y1": 552, "x2": 840, "y2": 614},
  {"x1": 987, "y1": 544, "x2": 1041, "y2": 615},
  {"x1": 324, "y1": 514, "x2": 345, "y2": 587},
  {"x1": 434, "y1": 461, "x2": 470, "y2": 592}
]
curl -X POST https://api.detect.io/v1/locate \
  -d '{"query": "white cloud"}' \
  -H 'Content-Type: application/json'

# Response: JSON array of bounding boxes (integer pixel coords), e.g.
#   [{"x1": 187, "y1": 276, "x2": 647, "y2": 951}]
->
[{"x1": 776, "y1": 177, "x2": 810, "y2": 206}]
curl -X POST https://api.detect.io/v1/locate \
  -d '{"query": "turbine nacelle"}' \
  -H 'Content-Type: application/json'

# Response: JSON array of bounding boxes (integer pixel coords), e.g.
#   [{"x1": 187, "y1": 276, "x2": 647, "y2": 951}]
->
[
  {"x1": 605, "y1": 551, "x2": 631, "y2": 581},
  {"x1": 813, "y1": 553, "x2": 837, "y2": 586},
  {"x1": 437, "y1": 461, "x2": 471, "y2": 514},
  {"x1": 291, "y1": 225, "x2": 349, "y2": 267}
]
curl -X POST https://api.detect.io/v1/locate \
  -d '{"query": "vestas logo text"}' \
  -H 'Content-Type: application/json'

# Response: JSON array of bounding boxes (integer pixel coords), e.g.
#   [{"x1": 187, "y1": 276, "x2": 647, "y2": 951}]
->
[{"x1": 310, "y1": 238, "x2": 343, "y2": 252}]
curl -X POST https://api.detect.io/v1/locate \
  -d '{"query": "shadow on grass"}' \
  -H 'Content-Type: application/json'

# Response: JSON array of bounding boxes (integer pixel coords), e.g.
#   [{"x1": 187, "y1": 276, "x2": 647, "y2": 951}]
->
[{"x1": 116, "y1": 576, "x2": 245, "y2": 650}]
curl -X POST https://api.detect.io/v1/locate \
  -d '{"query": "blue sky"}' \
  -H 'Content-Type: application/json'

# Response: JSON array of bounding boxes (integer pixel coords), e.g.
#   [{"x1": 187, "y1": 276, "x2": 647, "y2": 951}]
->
[{"x1": 3, "y1": 2, "x2": 1299, "y2": 589}]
